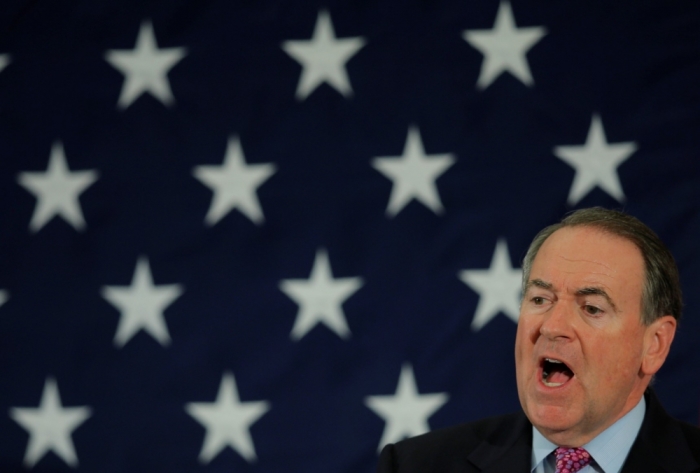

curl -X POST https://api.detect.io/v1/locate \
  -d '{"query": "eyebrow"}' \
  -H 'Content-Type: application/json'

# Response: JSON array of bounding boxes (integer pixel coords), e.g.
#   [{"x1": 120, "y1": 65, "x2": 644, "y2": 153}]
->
[
  {"x1": 575, "y1": 287, "x2": 618, "y2": 311},
  {"x1": 525, "y1": 279, "x2": 618, "y2": 311},
  {"x1": 525, "y1": 278, "x2": 552, "y2": 291}
]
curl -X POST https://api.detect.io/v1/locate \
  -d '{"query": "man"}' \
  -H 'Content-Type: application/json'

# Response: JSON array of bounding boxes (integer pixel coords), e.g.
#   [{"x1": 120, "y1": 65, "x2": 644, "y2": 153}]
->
[{"x1": 377, "y1": 208, "x2": 700, "y2": 472}]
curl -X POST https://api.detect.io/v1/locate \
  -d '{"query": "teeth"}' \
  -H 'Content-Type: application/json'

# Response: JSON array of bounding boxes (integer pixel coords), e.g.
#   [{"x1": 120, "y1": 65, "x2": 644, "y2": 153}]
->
[
  {"x1": 543, "y1": 381, "x2": 565, "y2": 387},
  {"x1": 545, "y1": 358, "x2": 563, "y2": 364}
]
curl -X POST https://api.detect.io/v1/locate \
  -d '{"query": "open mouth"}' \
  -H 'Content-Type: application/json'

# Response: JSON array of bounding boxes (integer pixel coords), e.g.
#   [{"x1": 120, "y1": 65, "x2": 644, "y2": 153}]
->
[{"x1": 541, "y1": 358, "x2": 574, "y2": 387}]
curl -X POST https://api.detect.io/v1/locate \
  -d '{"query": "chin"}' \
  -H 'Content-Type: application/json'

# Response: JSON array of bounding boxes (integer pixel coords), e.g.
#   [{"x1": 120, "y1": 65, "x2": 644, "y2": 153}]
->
[{"x1": 526, "y1": 401, "x2": 579, "y2": 433}]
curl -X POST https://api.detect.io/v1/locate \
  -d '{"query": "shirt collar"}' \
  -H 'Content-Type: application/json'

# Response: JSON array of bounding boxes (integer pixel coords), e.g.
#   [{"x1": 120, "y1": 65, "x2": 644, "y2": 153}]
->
[{"x1": 530, "y1": 396, "x2": 646, "y2": 473}]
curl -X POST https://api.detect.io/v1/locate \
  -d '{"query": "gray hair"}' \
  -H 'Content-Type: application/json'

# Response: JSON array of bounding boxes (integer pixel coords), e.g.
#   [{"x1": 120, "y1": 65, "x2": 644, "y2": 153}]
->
[{"x1": 521, "y1": 207, "x2": 682, "y2": 325}]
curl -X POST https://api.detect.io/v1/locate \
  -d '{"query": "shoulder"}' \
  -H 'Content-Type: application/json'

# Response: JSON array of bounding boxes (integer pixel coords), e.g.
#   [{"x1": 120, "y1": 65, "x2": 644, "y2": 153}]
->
[
  {"x1": 677, "y1": 420, "x2": 700, "y2": 460},
  {"x1": 396, "y1": 412, "x2": 523, "y2": 453},
  {"x1": 645, "y1": 389, "x2": 700, "y2": 458},
  {"x1": 377, "y1": 412, "x2": 527, "y2": 473},
  {"x1": 625, "y1": 389, "x2": 700, "y2": 471}
]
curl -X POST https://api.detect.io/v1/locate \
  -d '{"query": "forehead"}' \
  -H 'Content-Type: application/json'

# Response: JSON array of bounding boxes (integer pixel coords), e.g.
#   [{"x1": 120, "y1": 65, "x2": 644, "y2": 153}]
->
[{"x1": 530, "y1": 226, "x2": 645, "y2": 295}]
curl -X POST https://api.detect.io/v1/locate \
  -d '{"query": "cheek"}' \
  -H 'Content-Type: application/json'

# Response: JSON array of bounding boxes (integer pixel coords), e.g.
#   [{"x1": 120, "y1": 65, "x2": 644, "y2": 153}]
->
[
  {"x1": 516, "y1": 314, "x2": 541, "y2": 346},
  {"x1": 585, "y1": 334, "x2": 644, "y2": 387},
  {"x1": 514, "y1": 322, "x2": 528, "y2": 358},
  {"x1": 514, "y1": 320, "x2": 536, "y2": 375}
]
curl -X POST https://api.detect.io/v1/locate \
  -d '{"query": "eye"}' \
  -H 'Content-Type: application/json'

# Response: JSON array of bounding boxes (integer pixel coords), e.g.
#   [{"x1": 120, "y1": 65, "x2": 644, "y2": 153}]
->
[
  {"x1": 584, "y1": 305, "x2": 602, "y2": 315},
  {"x1": 532, "y1": 296, "x2": 546, "y2": 305}
]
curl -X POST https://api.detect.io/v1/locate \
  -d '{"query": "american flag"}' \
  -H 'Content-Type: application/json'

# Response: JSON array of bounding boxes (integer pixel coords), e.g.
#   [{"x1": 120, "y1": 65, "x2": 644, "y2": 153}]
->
[{"x1": 0, "y1": 1, "x2": 698, "y2": 472}]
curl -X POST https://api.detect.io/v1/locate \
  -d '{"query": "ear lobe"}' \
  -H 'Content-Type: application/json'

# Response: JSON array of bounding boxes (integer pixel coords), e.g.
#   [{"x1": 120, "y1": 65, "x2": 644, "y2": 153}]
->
[{"x1": 641, "y1": 315, "x2": 677, "y2": 376}]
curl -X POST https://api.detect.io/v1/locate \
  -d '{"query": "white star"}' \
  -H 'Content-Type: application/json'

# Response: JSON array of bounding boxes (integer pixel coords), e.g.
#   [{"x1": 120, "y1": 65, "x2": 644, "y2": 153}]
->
[
  {"x1": 279, "y1": 248, "x2": 363, "y2": 340},
  {"x1": 101, "y1": 257, "x2": 184, "y2": 347},
  {"x1": 185, "y1": 372, "x2": 270, "y2": 463},
  {"x1": 105, "y1": 20, "x2": 187, "y2": 109},
  {"x1": 372, "y1": 127, "x2": 456, "y2": 217},
  {"x1": 9, "y1": 377, "x2": 91, "y2": 468},
  {"x1": 365, "y1": 363, "x2": 448, "y2": 452},
  {"x1": 282, "y1": 10, "x2": 366, "y2": 99},
  {"x1": 193, "y1": 136, "x2": 276, "y2": 226},
  {"x1": 0, "y1": 53, "x2": 11, "y2": 73},
  {"x1": 459, "y1": 239, "x2": 522, "y2": 331},
  {"x1": 17, "y1": 142, "x2": 99, "y2": 233},
  {"x1": 554, "y1": 114, "x2": 637, "y2": 205},
  {"x1": 463, "y1": 1, "x2": 546, "y2": 89}
]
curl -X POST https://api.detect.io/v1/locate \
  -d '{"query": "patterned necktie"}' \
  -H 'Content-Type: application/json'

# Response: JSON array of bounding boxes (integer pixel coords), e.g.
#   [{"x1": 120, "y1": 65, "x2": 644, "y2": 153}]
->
[{"x1": 554, "y1": 447, "x2": 591, "y2": 473}]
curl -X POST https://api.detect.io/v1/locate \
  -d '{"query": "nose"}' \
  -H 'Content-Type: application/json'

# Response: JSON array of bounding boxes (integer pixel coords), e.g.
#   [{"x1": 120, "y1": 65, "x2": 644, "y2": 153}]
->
[{"x1": 539, "y1": 299, "x2": 574, "y2": 341}]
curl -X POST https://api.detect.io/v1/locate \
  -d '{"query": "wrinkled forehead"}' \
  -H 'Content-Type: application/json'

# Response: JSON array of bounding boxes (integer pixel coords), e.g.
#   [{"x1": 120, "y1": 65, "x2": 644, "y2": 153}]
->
[{"x1": 530, "y1": 226, "x2": 645, "y2": 297}]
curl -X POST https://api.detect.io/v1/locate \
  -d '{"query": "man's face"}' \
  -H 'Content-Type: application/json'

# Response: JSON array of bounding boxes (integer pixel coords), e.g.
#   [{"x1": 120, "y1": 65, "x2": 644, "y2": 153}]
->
[{"x1": 515, "y1": 226, "x2": 651, "y2": 445}]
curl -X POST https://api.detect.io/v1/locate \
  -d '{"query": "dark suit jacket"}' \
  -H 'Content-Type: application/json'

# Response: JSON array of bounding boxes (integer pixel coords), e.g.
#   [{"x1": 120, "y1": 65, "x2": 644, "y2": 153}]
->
[{"x1": 377, "y1": 390, "x2": 700, "y2": 472}]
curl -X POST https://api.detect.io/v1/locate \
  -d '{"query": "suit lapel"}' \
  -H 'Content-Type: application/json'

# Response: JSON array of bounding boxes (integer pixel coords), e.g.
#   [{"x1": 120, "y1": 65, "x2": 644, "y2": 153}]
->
[{"x1": 467, "y1": 411, "x2": 532, "y2": 472}]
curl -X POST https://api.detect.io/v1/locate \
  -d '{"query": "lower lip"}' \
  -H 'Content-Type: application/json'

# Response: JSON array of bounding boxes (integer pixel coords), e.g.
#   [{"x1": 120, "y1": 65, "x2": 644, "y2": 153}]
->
[{"x1": 536, "y1": 365, "x2": 575, "y2": 391}]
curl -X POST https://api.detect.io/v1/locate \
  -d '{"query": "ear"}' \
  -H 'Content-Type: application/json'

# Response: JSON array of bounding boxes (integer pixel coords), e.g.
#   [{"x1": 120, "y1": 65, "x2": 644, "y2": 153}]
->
[{"x1": 640, "y1": 315, "x2": 677, "y2": 376}]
